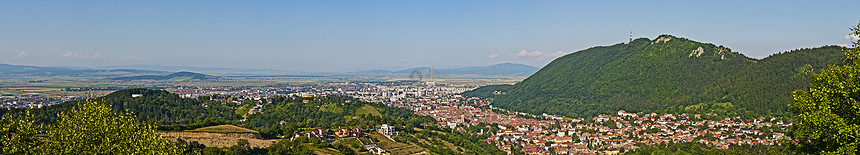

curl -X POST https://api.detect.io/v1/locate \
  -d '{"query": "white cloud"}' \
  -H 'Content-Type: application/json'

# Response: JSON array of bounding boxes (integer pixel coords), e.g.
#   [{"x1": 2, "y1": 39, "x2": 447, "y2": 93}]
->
[
  {"x1": 488, "y1": 53, "x2": 499, "y2": 60},
  {"x1": 61, "y1": 52, "x2": 104, "y2": 59},
  {"x1": 16, "y1": 51, "x2": 28, "y2": 58},
  {"x1": 513, "y1": 49, "x2": 543, "y2": 58},
  {"x1": 508, "y1": 49, "x2": 568, "y2": 62},
  {"x1": 846, "y1": 34, "x2": 860, "y2": 41}
]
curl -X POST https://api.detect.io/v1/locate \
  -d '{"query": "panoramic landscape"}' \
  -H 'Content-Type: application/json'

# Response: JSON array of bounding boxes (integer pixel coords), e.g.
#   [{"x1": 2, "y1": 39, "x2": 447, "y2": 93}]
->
[{"x1": 2, "y1": 1, "x2": 860, "y2": 155}]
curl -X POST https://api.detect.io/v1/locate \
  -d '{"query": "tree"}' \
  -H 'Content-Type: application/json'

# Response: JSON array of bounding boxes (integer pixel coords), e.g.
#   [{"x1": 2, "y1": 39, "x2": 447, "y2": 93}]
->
[
  {"x1": 42, "y1": 100, "x2": 184, "y2": 154},
  {"x1": 227, "y1": 139, "x2": 251, "y2": 155},
  {"x1": 267, "y1": 140, "x2": 313, "y2": 155},
  {"x1": 0, "y1": 110, "x2": 42, "y2": 155},
  {"x1": 789, "y1": 21, "x2": 860, "y2": 154}
]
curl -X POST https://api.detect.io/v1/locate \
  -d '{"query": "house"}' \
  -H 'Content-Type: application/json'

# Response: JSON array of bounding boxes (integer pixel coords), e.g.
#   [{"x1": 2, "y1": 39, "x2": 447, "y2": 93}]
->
[
  {"x1": 336, "y1": 127, "x2": 350, "y2": 138},
  {"x1": 617, "y1": 110, "x2": 637, "y2": 117},
  {"x1": 334, "y1": 127, "x2": 365, "y2": 138},
  {"x1": 379, "y1": 124, "x2": 399, "y2": 136},
  {"x1": 291, "y1": 131, "x2": 303, "y2": 140},
  {"x1": 368, "y1": 147, "x2": 389, "y2": 155},
  {"x1": 351, "y1": 127, "x2": 365, "y2": 137},
  {"x1": 309, "y1": 128, "x2": 328, "y2": 138}
]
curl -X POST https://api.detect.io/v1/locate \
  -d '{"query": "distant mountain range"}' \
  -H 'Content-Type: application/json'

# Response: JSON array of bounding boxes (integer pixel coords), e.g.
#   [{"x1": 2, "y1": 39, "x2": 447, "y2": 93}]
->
[
  {"x1": 466, "y1": 34, "x2": 847, "y2": 118},
  {"x1": 109, "y1": 71, "x2": 220, "y2": 81},
  {"x1": 0, "y1": 64, "x2": 218, "y2": 81},
  {"x1": 0, "y1": 63, "x2": 166, "y2": 77},
  {"x1": 351, "y1": 63, "x2": 539, "y2": 77},
  {"x1": 0, "y1": 62, "x2": 538, "y2": 78},
  {"x1": 96, "y1": 65, "x2": 302, "y2": 75}
]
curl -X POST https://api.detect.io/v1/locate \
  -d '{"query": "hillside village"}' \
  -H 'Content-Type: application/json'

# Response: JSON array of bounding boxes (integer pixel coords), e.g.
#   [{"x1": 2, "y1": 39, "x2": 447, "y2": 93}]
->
[{"x1": 355, "y1": 82, "x2": 792, "y2": 154}]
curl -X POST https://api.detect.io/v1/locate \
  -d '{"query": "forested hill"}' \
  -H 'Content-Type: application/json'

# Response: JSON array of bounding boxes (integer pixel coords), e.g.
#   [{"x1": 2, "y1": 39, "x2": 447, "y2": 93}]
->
[
  {"x1": 0, "y1": 88, "x2": 240, "y2": 125},
  {"x1": 469, "y1": 35, "x2": 846, "y2": 118}
]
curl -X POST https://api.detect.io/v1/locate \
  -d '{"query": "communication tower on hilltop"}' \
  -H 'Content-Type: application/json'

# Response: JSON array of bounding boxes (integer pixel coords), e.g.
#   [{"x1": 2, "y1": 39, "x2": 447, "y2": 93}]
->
[{"x1": 629, "y1": 31, "x2": 633, "y2": 42}]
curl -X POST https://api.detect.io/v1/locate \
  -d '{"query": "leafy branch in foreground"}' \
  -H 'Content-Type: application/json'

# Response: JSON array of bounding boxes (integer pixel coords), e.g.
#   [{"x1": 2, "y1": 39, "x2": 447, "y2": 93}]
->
[
  {"x1": 1, "y1": 100, "x2": 185, "y2": 154},
  {"x1": 789, "y1": 21, "x2": 860, "y2": 154},
  {"x1": 0, "y1": 110, "x2": 41, "y2": 155}
]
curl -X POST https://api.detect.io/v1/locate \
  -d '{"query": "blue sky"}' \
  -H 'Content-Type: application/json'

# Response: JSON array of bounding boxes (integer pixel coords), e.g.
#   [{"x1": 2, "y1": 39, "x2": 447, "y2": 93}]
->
[{"x1": 1, "y1": 1, "x2": 858, "y2": 72}]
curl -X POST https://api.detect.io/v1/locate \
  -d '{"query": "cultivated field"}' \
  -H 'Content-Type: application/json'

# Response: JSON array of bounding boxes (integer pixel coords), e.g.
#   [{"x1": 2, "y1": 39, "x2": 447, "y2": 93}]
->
[{"x1": 161, "y1": 125, "x2": 277, "y2": 148}]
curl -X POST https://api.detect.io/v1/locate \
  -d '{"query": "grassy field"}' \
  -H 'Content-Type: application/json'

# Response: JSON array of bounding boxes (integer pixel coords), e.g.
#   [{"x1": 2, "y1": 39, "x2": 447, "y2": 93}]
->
[
  {"x1": 0, "y1": 89, "x2": 25, "y2": 95},
  {"x1": 332, "y1": 137, "x2": 369, "y2": 154},
  {"x1": 305, "y1": 144, "x2": 343, "y2": 155},
  {"x1": 354, "y1": 105, "x2": 381, "y2": 117},
  {"x1": 161, "y1": 125, "x2": 277, "y2": 148},
  {"x1": 333, "y1": 137, "x2": 360, "y2": 147},
  {"x1": 186, "y1": 125, "x2": 259, "y2": 133},
  {"x1": 321, "y1": 103, "x2": 344, "y2": 114}
]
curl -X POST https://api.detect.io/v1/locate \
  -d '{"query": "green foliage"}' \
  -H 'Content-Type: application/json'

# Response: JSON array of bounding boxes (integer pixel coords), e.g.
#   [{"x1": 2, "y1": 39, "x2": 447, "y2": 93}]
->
[
  {"x1": 485, "y1": 35, "x2": 845, "y2": 118},
  {"x1": 789, "y1": 21, "x2": 860, "y2": 154},
  {"x1": 244, "y1": 95, "x2": 436, "y2": 138},
  {"x1": 643, "y1": 127, "x2": 661, "y2": 134},
  {"x1": 266, "y1": 140, "x2": 313, "y2": 155},
  {"x1": 410, "y1": 126, "x2": 506, "y2": 155},
  {"x1": 602, "y1": 119, "x2": 618, "y2": 129},
  {"x1": 43, "y1": 100, "x2": 183, "y2": 154},
  {"x1": 3, "y1": 88, "x2": 240, "y2": 126},
  {"x1": 1, "y1": 98, "x2": 187, "y2": 154},
  {"x1": 176, "y1": 138, "x2": 207, "y2": 154},
  {"x1": 0, "y1": 110, "x2": 41, "y2": 155},
  {"x1": 156, "y1": 119, "x2": 228, "y2": 131},
  {"x1": 461, "y1": 84, "x2": 512, "y2": 98},
  {"x1": 235, "y1": 103, "x2": 252, "y2": 116},
  {"x1": 626, "y1": 142, "x2": 782, "y2": 155}
]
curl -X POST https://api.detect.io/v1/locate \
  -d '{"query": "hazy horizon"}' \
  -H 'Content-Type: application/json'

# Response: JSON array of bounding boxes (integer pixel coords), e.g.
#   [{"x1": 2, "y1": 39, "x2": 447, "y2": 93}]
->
[{"x1": 2, "y1": 1, "x2": 859, "y2": 72}]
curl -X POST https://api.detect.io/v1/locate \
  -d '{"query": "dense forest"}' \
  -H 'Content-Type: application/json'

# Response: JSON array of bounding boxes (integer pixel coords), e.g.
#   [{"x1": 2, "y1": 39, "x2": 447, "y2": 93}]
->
[
  {"x1": 242, "y1": 95, "x2": 437, "y2": 138},
  {"x1": 465, "y1": 35, "x2": 845, "y2": 118},
  {"x1": 0, "y1": 88, "x2": 240, "y2": 125}
]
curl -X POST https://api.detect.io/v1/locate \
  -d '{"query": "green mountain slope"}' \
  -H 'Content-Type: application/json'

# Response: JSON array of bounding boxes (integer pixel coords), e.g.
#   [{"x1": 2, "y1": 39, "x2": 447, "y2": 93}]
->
[
  {"x1": 460, "y1": 84, "x2": 512, "y2": 99},
  {"x1": 729, "y1": 46, "x2": 846, "y2": 115},
  {"x1": 474, "y1": 35, "x2": 845, "y2": 118}
]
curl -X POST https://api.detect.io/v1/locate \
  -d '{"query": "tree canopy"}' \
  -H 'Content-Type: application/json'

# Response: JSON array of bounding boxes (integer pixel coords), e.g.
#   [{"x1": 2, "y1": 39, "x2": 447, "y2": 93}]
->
[
  {"x1": 0, "y1": 100, "x2": 184, "y2": 154},
  {"x1": 789, "y1": 21, "x2": 860, "y2": 154}
]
